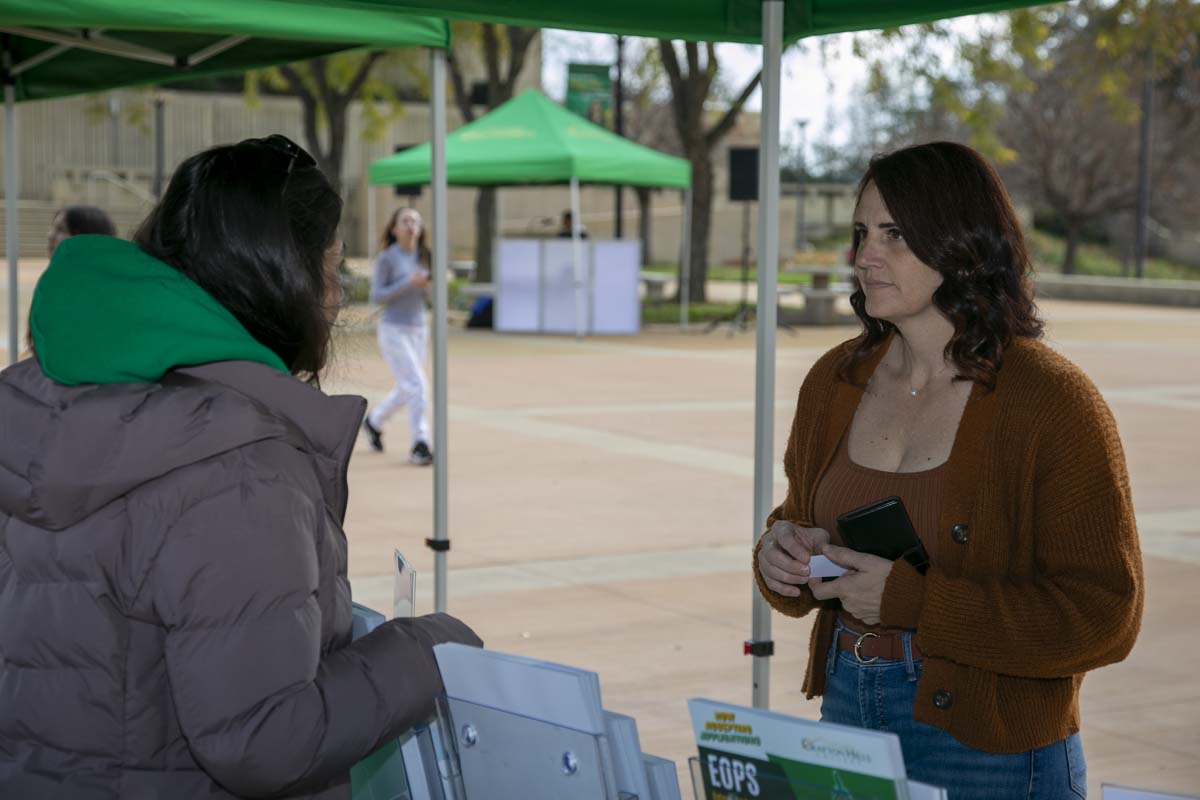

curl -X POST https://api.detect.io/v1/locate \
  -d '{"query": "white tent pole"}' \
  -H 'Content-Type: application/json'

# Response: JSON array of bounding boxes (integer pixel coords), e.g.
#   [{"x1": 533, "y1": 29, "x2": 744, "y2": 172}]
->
[
  {"x1": 570, "y1": 176, "x2": 585, "y2": 340},
  {"x1": 430, "y1": 47, "x2": 450, "y2": 613},
  {"x1": 5, "y1": 43, "x2": 18, "y2": 366},
  {"x1": 680, "y1": 188, "x2": 691, "y2": 329},
  {"x1": 751, "y1": 0, "x2": 783, "y2": 710}
]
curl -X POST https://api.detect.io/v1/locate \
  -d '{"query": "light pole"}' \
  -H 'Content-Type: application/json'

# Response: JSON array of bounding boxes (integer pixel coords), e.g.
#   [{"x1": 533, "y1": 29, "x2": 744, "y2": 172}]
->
[{"x1": 792, "y1": 120, "x2": 809, "y2": 252}]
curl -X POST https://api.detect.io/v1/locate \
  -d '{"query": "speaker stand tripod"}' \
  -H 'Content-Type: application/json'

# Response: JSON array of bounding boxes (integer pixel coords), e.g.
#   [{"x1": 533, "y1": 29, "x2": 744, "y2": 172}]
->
[{"x1": 705, "y1": 203, "x2": 794, "y2": 336}]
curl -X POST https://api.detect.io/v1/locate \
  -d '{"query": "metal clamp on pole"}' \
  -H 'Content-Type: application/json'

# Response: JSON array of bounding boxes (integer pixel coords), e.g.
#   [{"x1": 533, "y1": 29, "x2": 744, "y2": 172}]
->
[
  {"x1": 743, "y1": 640, "x2": 774, "y2": 658},
  {"x1": 425, "y1": 537, "x2": 450, "y2": 553}
]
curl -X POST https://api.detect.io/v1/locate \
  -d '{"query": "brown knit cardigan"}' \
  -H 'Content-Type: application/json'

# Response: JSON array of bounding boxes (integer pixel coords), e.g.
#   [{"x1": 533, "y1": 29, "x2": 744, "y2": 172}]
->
[{"x1": 753, "y1": 334, "x2": 1144, "y2": 753}]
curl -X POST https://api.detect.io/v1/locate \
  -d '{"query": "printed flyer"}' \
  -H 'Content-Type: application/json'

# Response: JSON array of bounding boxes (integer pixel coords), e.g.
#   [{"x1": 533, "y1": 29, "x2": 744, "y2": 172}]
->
[{"x1": 688, "y1": 699, "x2": 910, "y2": 800}]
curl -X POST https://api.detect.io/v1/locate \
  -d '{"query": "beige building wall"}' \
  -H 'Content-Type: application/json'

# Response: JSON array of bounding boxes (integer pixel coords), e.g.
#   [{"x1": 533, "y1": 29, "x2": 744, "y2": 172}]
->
[{"x1": 1, "y1": 36, "x2": 860, "y2": 268}]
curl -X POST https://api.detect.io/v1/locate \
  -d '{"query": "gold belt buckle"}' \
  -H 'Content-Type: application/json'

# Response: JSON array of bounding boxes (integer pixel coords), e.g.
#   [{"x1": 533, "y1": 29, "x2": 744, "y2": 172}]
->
[{"x1": 853, "y1": 632, "x2": 879, "y2": 664}]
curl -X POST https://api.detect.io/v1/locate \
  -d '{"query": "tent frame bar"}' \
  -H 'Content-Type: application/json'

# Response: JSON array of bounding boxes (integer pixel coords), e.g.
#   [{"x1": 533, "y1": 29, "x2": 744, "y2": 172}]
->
[
  {"x1": 0, "y1": 27, "x2": 178, "y2": 68},
  {"x1": 187, "y1": 35, "x2": 251, "y2": 67},
  {"x1": 4, "y1": 28, "x2": 248, "y2": 71},
  {"x1": 12, "y1": 41, "x2": 73, "y2": 76}
]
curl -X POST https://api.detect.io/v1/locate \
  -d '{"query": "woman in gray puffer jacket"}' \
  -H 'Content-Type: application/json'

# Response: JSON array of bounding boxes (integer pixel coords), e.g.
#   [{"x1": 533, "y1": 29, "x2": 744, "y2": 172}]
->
[{"x1": 0, "y1": 135, "x2": 482, "y2": 799}]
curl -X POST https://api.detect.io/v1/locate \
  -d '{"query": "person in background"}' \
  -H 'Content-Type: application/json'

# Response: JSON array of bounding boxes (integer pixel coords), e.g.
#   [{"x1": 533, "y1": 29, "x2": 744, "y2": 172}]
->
[
  {"x1": 0, "y1": 135, "x2": 481, "y2": 800},
  {"x1": 753, "y1": 141, "x2": 1142, "y2": 799},
  {"x1": 361, "y1": 207, "x2": 435, "y2": 465},
  {"x1": 47, "y1": 204, "x2": 116, "y2": 255},
  {"x1": 557, "y1": 209, "x2": 588, "y2": 239}
]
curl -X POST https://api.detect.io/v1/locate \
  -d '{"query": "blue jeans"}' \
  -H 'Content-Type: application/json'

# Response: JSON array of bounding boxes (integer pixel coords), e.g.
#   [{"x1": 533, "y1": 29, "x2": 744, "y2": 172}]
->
[{"x1": 819, "y1": 622, "x2": 1087, "y2": 800}]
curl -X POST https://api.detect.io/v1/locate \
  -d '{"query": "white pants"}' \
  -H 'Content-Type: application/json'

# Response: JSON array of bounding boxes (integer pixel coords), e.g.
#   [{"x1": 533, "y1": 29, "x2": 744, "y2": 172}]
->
[{"x1": 368, "y1": 322, "x2": 430, "y2": 446}]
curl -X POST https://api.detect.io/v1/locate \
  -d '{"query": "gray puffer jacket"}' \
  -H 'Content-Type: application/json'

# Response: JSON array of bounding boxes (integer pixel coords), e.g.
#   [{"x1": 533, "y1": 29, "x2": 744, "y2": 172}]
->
[{"x1": 0, "y1": 359, "x2": 479, "y2": 799}]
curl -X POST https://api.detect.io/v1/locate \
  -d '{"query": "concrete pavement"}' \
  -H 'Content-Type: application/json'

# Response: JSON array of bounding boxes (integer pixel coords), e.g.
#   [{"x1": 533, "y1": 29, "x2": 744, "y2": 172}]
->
[{"x1": 327, "y1": 298, "x2": 1200, "y2": 797}]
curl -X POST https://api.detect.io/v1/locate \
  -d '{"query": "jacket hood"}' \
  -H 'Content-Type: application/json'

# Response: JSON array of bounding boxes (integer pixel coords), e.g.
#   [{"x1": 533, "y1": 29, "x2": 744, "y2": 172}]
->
[{"x1": 30, "y1": 235, "x2": 287, "y2": 386}]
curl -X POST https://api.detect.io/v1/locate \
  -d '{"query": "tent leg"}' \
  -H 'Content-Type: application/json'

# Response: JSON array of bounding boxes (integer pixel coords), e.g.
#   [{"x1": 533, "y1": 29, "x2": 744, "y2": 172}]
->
[
  {"x1": 4, "y1": 46, "x2": 18, "y2": 366},
  {"x1": 366, "y1": 177, "x2": 376, "y2": 262},
  {"x1": 570, "y1": 176, "x2": 585, "y2": 340},
  {"x1": 680, "y1": 188, "x2": 691, "y2": 330},
  {"x1": 751, "y1": 0, "x2": 784, "y2": 710},
  {"x1": 430, "y1": 47, "x2": 450, "y2": 614}
]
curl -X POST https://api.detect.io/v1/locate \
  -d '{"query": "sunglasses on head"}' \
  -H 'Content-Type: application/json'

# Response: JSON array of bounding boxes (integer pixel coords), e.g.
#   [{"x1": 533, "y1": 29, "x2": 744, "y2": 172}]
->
[
  {"x1": 246, "y1": 134, "x2": 317, "y2": 177},
  {"x1": 260, "y1": 134, "x2": 316, "y2": 171}
]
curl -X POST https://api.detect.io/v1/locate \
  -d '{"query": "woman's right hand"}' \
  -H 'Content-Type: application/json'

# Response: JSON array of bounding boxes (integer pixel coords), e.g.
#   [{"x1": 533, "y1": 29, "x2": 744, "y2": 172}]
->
[
  {"x1": 757, "y1": 521, "x2": 832, "y2": 597},
  {"x1": 411, "y1": 270, "x2": 431, "y2": 289},
  {"x1": 415, "y1": 612, "x2": 483, "y2": 649}
]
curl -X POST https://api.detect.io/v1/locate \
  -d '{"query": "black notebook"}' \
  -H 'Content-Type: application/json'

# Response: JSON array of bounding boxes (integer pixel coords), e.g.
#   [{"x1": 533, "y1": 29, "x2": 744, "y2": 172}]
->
[{"x1": 835, "y1": 496, "x2": 931, "y2": 574}]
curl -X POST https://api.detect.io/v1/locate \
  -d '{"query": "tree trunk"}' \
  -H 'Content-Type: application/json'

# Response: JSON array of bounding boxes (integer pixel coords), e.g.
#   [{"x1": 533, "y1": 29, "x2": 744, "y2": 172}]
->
[
  {"x1": 474, "y1": 188, "x2": 498, "y2": 282},
  {"x1": 684, "y1": 154, "x2": 713, "y2": 303},
  {"x1": 323, "y1": 98, "x2": 349, "y2": 193},
  {"x1": 1062, "y1": 220, "x2": 1081, "y2": 275},
  {"x1": 635, "y1": 186, "x2": 653, "y2": 265}
]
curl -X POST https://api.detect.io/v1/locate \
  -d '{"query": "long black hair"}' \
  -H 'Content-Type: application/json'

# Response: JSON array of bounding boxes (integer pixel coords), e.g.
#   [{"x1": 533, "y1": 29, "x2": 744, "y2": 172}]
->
[
  {"x1": 134, "y1": 135, "x2": 342, "y2": 383},
  {"x1": 841, "y1": 141, "x2": 1044, "y2": 391}
]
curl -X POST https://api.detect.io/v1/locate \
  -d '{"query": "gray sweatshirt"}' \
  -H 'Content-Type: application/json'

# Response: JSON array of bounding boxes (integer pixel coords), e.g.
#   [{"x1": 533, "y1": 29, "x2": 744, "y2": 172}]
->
[{"x1": 370, "y1": 243, "x2": 428, "y2": 327}]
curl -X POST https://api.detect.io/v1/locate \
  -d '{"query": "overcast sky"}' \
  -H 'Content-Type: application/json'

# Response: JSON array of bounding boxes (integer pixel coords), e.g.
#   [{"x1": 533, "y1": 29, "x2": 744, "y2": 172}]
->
[{"x1": 541, "y1": 19, "x2": 979, "y2": 159}]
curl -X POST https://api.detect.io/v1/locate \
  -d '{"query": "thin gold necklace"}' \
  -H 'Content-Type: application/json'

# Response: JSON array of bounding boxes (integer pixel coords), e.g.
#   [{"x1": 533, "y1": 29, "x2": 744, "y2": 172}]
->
[{"x1": 903, "y1": 356, "x2": 952, "y2": 397}]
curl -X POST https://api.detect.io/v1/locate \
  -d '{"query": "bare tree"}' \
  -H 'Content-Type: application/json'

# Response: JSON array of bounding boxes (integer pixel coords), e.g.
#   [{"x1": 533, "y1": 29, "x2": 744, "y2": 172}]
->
[
  {"x1": 848, "y1": 1, "x2": 1200, "y2": 274},
  {"x1": 658, "y1": 41, "x2": 761, "y2": 302},
  {"x1": 1001, "y1": 7, "x2": 1200, "y2": 273},
  {"x1": 446, "y1": 23, "x2": 539, "y2": 282},
  {"x1": 621, "y1": 43, "x2": 683, "y2": 266},
  {"x1": 247, "y1": 51, "x2": 426, "y2": 195}
]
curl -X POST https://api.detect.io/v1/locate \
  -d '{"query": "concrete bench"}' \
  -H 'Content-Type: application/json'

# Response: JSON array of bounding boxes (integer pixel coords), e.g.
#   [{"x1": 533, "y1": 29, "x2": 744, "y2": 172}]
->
[
  {"x1": 449, "y1": 260, "x2": 476, "y2": 281},
  {"x1": 639, "y1": 271, "x2": 672, "y2": 301},
  {"x1": 781, "y1": 280, "x2": 854, "y2": 325}
]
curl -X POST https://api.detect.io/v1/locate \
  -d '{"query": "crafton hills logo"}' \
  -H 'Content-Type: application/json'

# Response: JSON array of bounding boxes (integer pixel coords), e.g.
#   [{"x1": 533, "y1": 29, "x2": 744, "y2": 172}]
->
[{"x1": 800, "y1": 737, "x2": 873, "y2": 767}]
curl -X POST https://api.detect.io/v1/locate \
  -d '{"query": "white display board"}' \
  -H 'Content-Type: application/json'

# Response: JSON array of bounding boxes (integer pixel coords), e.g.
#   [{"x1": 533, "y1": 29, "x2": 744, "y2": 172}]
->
[
  {"x1": 495, "y1": 238, "x2": 641, "y2": 335},
  {"x1": 591, "y1": 240, "x2": 641, "y2": 335},
  {"x1": 541, "y1": 239, "x2": 581, "y2": 334},
  {"x1": 494, "y1": 239, "x2": 540, "y2": 333}
]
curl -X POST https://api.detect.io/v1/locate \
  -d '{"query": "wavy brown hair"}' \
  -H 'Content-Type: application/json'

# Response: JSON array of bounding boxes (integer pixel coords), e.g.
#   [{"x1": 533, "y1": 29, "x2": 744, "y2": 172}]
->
[{"x1": 839, "y1": 141, "x2": 1044, "y2": 391}]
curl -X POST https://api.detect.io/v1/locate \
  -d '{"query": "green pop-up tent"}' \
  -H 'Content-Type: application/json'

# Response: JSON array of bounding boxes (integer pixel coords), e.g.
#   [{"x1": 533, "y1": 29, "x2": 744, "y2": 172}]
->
[
  {"x1": 370, "y1": 88, "x2": 690, "y2": 188},
  {"x1": 369, "y1": 88, "x2": 691, "y2": 339},
  {"x1": 0, "y1": 0, "x2": 450, "y2": 365}
]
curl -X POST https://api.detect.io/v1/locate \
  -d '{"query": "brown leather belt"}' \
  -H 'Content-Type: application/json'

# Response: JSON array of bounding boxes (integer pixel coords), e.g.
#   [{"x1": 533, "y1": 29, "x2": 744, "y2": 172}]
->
[{"x1": 836, "y1": 629, "x2": 923, "y2": 664}]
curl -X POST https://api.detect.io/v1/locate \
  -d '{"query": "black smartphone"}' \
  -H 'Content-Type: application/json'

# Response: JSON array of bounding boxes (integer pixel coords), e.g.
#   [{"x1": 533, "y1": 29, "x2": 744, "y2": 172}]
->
[{"x1": 835, "y1": 496, "x2": 930, "y2": 575}]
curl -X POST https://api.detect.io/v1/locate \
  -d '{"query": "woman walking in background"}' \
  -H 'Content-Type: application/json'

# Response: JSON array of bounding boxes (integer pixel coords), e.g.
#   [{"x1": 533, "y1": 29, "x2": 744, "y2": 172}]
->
[{"x1": 362, "y1": 207, "x2": 434, "y2": 465}]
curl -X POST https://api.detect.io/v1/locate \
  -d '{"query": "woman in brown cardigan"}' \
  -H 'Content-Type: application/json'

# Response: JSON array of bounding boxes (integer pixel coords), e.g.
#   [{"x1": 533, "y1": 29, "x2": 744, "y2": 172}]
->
[{"x1": 754, "y1": 141, "x2": 1143, "y2": 799}]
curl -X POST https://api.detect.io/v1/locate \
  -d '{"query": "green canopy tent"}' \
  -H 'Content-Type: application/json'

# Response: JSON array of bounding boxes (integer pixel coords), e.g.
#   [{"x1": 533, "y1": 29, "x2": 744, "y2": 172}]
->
[
  {"x1": 339, "y1": 0, "x2": 1053, "y2": 43},
  {"x1": 0, "y1": 0, "x2": 450, "y2": 365},
  {"x1": 369, "y1": 87, "x2": 692, "y2": 338},
  {"x1": 358, "y1": 0, "x2": 1058, "y2": 709},
  {"x1": 370, "y1": 87, "x2": 690, "y2": 188}
]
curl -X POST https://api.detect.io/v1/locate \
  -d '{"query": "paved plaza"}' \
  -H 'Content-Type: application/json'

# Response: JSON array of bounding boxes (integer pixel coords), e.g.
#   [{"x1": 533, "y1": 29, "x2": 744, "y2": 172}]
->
[
  {"x1": 326, "y1": 298, "x2": 1200, "y2": 797},
  {"x1": 4, "y1": 256, "x2": 1198, "y2": 794}
]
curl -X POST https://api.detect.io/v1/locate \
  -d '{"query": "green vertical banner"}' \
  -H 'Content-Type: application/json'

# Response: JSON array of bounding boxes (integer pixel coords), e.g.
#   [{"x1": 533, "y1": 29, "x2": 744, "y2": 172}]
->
[{"x1": 565, "y1": 62, "x2": 612, "y2": 128}]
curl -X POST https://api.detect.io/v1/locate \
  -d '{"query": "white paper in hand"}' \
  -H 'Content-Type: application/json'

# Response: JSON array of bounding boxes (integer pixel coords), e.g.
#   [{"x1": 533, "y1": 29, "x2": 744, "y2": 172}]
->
[
  {"x1": 393, "y1": 549, "x2": 416, "y2": 619},
  {"x1": 808, "y1": 555, "x2": 848, "y2": 579}
]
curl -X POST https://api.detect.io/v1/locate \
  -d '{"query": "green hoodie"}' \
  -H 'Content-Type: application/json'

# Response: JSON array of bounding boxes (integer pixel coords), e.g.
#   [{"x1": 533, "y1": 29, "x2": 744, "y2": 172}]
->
[{"x1": 31, "y1": 235, "x2": 288, "y2": 385}]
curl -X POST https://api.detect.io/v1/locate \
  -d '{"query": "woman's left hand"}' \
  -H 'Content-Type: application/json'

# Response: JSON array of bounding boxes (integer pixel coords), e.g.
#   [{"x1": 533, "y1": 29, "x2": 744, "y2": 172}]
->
[{"x1": 808, "y1": 545, "x2": 894, "y2": 625}]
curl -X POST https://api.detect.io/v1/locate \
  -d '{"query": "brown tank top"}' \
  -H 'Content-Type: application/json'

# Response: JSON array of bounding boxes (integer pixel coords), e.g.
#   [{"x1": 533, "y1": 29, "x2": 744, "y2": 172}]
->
[{"x1": 813, "y1": 430, "x2": 947, "y2": 635}]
